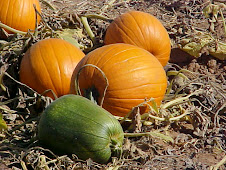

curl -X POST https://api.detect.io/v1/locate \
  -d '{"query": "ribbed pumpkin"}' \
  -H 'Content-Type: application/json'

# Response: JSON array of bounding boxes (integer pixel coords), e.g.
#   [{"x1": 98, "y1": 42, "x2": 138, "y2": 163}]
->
[
  {"x1": 38, "y1": 94, "x2": 124, "y2": 164},
  {"x1": 70, "y1": 43, "x2": 167, "y2": 117},
  {"x1": 0, "y1": 0, "x2": 41, "y2": 33},
  {"x1": 104, "y1": 11, "x2": 171, "y2": 66},
  {"x1": 20, "y1": 38, "x2": 85, "y2": 99}
]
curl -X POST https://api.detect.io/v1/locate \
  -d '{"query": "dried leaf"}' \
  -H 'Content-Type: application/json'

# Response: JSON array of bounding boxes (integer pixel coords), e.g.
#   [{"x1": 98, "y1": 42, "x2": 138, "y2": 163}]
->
[
  {"x1": 148, "y1": 131, "x2": 174, "y2": 143},
  {"x1": 203, "y1": 3, "x2": 226, "y2": 19},
  {"x1": 209, "y1": 41, "x2": 226, "y2": 60},
  {"x1": 179, "y1": 31, "x2": 226, "y2": 60},
  {"x1": 55, "y1": 28, "x2": 85, "y2": 49}
]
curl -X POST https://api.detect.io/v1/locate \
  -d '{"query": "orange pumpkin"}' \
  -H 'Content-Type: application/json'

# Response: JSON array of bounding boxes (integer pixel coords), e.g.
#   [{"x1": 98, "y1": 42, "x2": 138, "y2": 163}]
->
[
  {"x1": 104, "y1": 11, "x2": 171, "y2": 66},
  {"x1": 20, "y1": 38, "x2": 85, "y2": 99},
  {"x1": 70, "y1": 43, "x2": 167, "y2": 117},
  {"x1": 0, "y1": 0, "x2": 41, "y2": 33}
]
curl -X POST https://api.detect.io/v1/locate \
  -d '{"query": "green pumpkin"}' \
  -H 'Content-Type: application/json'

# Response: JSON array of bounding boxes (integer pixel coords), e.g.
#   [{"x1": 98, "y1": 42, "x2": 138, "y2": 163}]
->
[{"x1": 38, "y1": 95, "x2": 124, "y2": 164}]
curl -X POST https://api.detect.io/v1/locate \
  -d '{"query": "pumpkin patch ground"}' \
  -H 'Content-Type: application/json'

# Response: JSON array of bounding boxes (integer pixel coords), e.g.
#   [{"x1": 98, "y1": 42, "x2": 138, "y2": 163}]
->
[{"x1": 0, "y1": 0, "x2": 225, "y2": 169}]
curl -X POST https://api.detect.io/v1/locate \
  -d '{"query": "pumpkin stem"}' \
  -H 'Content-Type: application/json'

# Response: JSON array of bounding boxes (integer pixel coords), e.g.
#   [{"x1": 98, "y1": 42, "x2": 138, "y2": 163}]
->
[
  {"x1": 40, "y1": 89, "x2": 58, "y2": 100},
  {"x1": 84, "y1": 86, "x2": 99, "y2": 105},
  {"x1": 76, "y1": 64, "x2": 109, "y2": 106},
  {"x1": 110, "y1": 139, "x2": 123, "y2": 159}
]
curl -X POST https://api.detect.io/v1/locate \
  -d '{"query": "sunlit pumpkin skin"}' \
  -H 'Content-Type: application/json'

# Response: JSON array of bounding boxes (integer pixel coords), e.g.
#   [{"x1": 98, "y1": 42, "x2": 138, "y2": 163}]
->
[
  {"x1": 104, "y1": 11, "x2": 171, "y2": 66},
  {"x1": 0, "y1": 0, "x2": 41, "y2": 33},
  {"x1": 70, "y1": 43, "x2": 167, "y2": 117},
  {"x1": 20, "y1": 38, "x2": 85, "y2": 99}
]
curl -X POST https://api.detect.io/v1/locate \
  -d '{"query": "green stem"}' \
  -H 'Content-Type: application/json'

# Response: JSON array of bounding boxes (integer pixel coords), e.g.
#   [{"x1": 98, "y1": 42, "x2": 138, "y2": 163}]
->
[
  {"x1": 166, "y1": 70, "x2": 190, "y2": 80},
  {"x1": 81, "y1": 14, "x2": 111, "y2": 21},
  {"x1": 80, "y1": 17, "x2": 96, "y2": 43},
  {"x1": 40, "y1": 89, "x2": 57, "y2": 100},
  {"x1": 169, "y1": 110, "x2": 190, "y2": 121},
  {"x1": 76, "y1": 64, "x2": 109, "y2": 106},
  {"x1": 146, "y1": 110, "x2": 190, "y2": 122},
  {"x1": 161, "y1": 90, "x2": 202, "y2": 109},
  {"x1": 101, "y1": 0, "x2": 117, "y2": 12},
  {"x1": 0, "y1": 22, "x2": 27, "y2": 35}
]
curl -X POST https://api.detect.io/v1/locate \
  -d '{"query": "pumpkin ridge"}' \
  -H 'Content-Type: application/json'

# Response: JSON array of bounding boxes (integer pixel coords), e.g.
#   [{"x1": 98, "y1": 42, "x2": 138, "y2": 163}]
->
[
  {"x1": 146, "y1": 16, "x2": 170, "y2": 59},
  {"x1": 105, "y1": 95, "x2": 163, "y2": 100},
  {"x1": 37, "y1": 43, "x2": 58, "y2": 95},
  {"x1": 109, "y1": 54, "x2": 159, "y2": 66},
  {"x1": 66, "y1": 102, "x2": 118, "y2": 132},
  {"x1": 104, "y1": 103, "x2": 140, "y2": 113},
  {"x1": 113, "y1": 20, "x2": 138, "y2": 45},
  {"x1": 84, "y1": 45, "x2": 130, "y2": 82},
  {"x1": 6, "y1": 0, "x2": 12, "y2": 27},
  {"x1": 155, "y1": 46, "x2": 171, "y2": 60},
  {"x1": 49, "y1": 40, "x2": 63, "y2": 94},
  {"x1": 20, "y1": 49, "x2": 39, "y2": 92},
  {"x1": 82, "y1": 46, "x2": 120, "y2": 81},
  {"x1": 147, "y1": 15, "x2": 157, "y2": 55},
  {"x1": 100, "y1": 46, "x2": 145, "y2": 70},
  {"x1": 105, "y1": 27, "x2": 119, "y2": 44},
  {"x1": 127, "y1": 12, "x2": 148, "y2": 50},
  {"x1": 67, "y1": 131, "x2": 109, "y2": 141},
  {"x1": 107, "y1": 96, "x2": 163, "y2": 99},
  {"x1": 27, "y1": 0, "x2": 32, "y2": 31},
  {"x1": 99, "y1": 48, "x2": 156, "y2": 72},
  {"x1": 118, "y1": 15, "x2": 145, "y2": 46},
  {"x1": 106, "y1": 82, "x2": 166, "y2": 92},
  {"x1": 18, "y1": 0, "x2": 25, "y2": 31},
  {"x1": 74, "y1": 145, "x2": 109, "y2": 153},
  {"x1": 62, "y1": 41, "x2": 74, "y2": 94},
  {"x1": 27, "y1": 50, "x2": 45, "y2": 93},
  {"x1": 91, "y1": 47, "x2": 149, "y2": 87},
  {"x1": 70, "y1": 95, "x2": 122, "y2": 137},
  {"x1": 90, "y1": 45, "x2": 119, "y2": 69},
  {"x1": 105, "y1": 97, "x2": 163, "y2": 108},
  {"x1": 66, "y1": 42, "x2": 76, "y2": 72},
  {"x1": 113, "y1": 54, "x2": 147, "y2": 64}
]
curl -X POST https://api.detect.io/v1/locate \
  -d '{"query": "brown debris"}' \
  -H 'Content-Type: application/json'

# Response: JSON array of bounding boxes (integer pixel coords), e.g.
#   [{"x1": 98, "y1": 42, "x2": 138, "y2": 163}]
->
[{"x1": 0, "y1": 0, "x2": 225, "y2": 169}]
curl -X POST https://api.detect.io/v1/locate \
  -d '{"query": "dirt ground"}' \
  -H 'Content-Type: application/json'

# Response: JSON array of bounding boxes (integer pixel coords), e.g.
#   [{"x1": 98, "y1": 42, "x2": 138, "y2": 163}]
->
[{"x1": 0, "y1": 0, "x2": 225, "y2": 169}]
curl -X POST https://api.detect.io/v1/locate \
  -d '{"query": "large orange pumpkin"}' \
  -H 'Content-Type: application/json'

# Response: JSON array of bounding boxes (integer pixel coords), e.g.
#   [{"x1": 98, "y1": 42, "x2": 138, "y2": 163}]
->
[
  {"x1": 104, "y1": 11, "x2": 171, "y2": 66},
  {"x1": 20, "y1": 38, "x2": 85, "y2": 99},
  {"x1": 0, "y1": 0, "x2": 41, "y2": 33},
  {"x1": 70, "y1": 43, "x2": 167, "y2": 117}
]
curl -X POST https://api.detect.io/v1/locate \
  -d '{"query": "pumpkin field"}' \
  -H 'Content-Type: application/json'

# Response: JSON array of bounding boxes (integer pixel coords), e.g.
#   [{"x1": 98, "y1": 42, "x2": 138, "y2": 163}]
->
[{"x1": 0, "y1": 0, "x2": 225, "y2": 169}]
